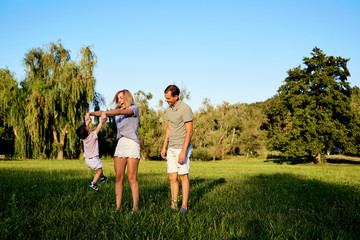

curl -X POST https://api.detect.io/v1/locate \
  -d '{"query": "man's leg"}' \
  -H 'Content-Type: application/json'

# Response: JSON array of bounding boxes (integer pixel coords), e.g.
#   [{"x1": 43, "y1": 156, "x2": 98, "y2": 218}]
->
[
  {"x1": 179, "y1": 174, "x2": 189, "y2": 210},
  {"x1": 168, "y1": 172, "x2": 179, "y2": 209}
]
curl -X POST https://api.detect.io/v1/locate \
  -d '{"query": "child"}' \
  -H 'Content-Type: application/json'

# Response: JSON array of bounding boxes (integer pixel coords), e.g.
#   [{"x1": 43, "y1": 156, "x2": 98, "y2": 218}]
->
[{"x1": 76, "y1": 112, "x2": 108, "y2": 192}]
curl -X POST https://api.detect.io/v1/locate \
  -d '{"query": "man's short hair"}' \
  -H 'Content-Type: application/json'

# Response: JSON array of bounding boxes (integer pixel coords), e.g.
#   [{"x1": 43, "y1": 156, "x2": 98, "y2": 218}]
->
[
  {"x1": 164, "y1": 85, "x2": 180, "y2": 97},
  {"x1": 76, "y1": 125, "x2": 89, "y2": 139}
]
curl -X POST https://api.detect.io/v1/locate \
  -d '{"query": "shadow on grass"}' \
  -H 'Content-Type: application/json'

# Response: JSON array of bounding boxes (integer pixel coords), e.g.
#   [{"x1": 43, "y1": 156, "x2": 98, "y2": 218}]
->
[
  {"x1": 2, "y1": 169, "x2": 359, "y2": 239},
  {"x1": 325, "y1": 158, "x2": 360, "y2": 165},
  {"x1": 0, "y1": 169, "x2": 171, "y2": 239},
  {"x1": 189, "y1": 177, "x2": 226, "y2": 209},
  {"x1": 266, "y1": 154, "x2": 360, "y2": 165},
  {"x1": 223, "y1": 173, "x2": 360, "y2": 239},
  {"x1": 265, "y1": 155, "x2": 309, "y2": 165}
]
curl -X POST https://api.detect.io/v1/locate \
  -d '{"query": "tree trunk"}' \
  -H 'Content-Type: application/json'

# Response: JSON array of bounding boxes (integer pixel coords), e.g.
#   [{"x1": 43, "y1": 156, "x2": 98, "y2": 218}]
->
[
  {"x1": 58, "y1": 127, "x2": 67, "y2": 160},
  {"x1": 231, "y1": 128, "x2": 235, "y2": 145},
  {"x1": 316, "y1": 153, "x2": 322, "y2": 164},
  {"x1": 13, "y1": 129, "x2": 19, "y2": 139},
  {"x1": 53, "y1": 126, "x2": 67, "y2": 160}
]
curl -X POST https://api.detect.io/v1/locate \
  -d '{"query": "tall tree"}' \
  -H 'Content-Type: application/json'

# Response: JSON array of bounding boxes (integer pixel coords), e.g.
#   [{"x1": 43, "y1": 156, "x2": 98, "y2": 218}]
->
[
  {"x1": 1, "y1": 42, "x2": 97, "y2": 159},
  {"x1": 135, "y1": 90, "x2": 165, "y2": 159},
  {"x1": 265, "y1": 47, "x2": 352, "y2": 162},
  {"x1": 345, "y1": 86, "x2": 360, "y2": 155},
  {"x1": 192, "y1": 100, "x2": 267, "y2": 160},
  {"x1": 0, "y1": 69, "x2": 20, "y2": 156}
]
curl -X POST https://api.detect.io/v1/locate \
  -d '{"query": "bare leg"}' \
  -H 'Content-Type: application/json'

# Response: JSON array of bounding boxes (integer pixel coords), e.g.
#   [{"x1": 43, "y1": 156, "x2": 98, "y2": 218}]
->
[
  {"x1": 92, "y1": 168, "x2": 103, "y2": 183},
  {"x1": 114, "y1": 157, "x2": 127, "y2": 210},
  {"x1": 127, "y1": 158, "x2": 140, "y2": 212},
  {"x1": 168, "y1": 172, "x2": 179, "y2": 209},
  {"x1": 179, "y1": 174, "x2": 189, "y2": 210}
]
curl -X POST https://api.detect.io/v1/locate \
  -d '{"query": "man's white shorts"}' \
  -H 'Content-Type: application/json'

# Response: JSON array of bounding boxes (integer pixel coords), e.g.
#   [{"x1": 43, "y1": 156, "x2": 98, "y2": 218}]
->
[
  {"x1": 167, "y1": 145, "x2": 192, "y2": 175},
  {"x1": 85, "y1": 156, "x2": 104, "y2": 170}
]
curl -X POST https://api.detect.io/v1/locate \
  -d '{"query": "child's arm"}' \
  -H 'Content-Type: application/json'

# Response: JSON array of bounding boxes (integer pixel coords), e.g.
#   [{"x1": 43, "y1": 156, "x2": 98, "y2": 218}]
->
[
  {"x1": 85, "y1": 113, "x2": 91, "y2": 126},
  {"x1": 94, "y1": 112, "x2": 107, "y2": 134}
]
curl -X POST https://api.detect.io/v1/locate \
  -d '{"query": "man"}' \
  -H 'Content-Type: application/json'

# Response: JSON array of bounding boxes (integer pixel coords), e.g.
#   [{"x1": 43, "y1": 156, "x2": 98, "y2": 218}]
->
[{"x1": 161, "y1": 85, "x2": 193, "y2": 214}]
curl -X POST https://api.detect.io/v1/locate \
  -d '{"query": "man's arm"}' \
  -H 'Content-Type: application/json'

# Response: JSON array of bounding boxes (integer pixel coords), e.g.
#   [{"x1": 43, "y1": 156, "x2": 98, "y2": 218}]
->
[
  {"x1": 178, "y1": 121, "x2": 193, "y2": 164},
  {"x1": 161, "y1": 121, "x2": 171, "y2": 159}
]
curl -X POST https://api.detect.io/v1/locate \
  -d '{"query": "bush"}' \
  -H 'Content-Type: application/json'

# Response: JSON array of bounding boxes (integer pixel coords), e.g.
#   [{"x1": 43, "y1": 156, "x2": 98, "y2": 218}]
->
[{"x1": 192, "y1": 147, "x2": 213, "y2": 161}]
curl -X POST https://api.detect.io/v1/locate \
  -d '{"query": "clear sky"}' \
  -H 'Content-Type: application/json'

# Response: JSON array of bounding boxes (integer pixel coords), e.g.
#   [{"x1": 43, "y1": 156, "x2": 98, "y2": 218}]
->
[{"x1": 1, "y1": 0, "x2": 359, "y2": 111}]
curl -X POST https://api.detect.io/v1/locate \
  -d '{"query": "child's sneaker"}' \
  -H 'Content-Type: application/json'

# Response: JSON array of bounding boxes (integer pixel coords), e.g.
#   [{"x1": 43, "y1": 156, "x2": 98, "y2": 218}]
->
[
  {"x1": 100, "y1": 175, "x2": 108, "y2": 182},
  {"x1": 89, "y1": 182, "x2": 99, "y2": 192}
]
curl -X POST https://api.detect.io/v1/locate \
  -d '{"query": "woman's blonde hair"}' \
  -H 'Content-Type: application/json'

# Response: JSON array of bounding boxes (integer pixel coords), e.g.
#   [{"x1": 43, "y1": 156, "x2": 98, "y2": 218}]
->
[{"x1": 112, "y1": 89, "x2": 134, "y2": 109}]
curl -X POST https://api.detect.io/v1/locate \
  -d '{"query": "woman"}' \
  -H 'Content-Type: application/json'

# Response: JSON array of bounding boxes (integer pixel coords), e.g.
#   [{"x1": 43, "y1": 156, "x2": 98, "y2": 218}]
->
[{"x1": 88, "y1": 89, "x2": 140, "y2": 212}]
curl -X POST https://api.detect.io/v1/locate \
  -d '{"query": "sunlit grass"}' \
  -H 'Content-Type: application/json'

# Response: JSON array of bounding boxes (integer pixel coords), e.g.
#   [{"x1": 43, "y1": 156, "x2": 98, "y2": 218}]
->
[{"x1": 1, "y1": 157, "x2": 359, "y2": 239}]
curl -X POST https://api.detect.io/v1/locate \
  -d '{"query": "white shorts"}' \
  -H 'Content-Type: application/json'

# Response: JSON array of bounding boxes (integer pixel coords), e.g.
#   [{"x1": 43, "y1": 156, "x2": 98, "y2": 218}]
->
[
  {"x1": 85, "y1": 156, "x2": 104, "y2": 170},
  {"x1": 114, "y1": 137, "x2": 141, "y2": 159},
  {"x1": 167, "y1": 145, "x2": 192, "y2": 175}
]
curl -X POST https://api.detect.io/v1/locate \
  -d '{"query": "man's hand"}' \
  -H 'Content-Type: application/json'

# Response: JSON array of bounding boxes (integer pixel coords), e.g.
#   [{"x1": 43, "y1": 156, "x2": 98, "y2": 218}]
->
[
  {"x1": 161, "y1": 146, "x2": 167, "y2": 159},
  {"x1": 178, "y1": 151, "x2": 186, "y2": 164}
]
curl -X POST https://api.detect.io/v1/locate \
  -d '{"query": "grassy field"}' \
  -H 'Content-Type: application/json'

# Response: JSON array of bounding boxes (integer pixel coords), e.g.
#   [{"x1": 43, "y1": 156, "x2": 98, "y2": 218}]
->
[{"x1": 1, "y1": 157, "x2": 359, "y2": 239}]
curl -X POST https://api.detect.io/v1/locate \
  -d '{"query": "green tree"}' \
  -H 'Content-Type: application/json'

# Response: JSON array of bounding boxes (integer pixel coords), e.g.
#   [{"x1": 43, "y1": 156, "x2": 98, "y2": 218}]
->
[
  {"x1": 345, "y1": 86, "x2": 360, "y2": 155},
  {"x1": 236, "y1": 102, "x2": 267, "y2": 157},
  {"x1": 135, "y1": 90, "x2": 165, "y2": 159},
  {"x1": 0, "y1": 42, "x2": 97, "y2": 159},
  {"x1": 265, "y1": 47, "x2": 352, "y2": 162},
  {"x1": 192, "y1": 100, "x2": 267, "y2": 160},
  {"x1": 0, "y1": 69, "x2": 18, "y2": 156}
]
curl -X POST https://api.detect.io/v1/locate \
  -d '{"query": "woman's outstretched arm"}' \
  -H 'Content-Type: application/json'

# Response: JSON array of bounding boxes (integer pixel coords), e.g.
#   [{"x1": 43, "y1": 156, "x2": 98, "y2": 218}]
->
[
  {"x1": 104, "y1": 108, "x2": 134, "y2": 117},
  {"x1": 87, "y1": 111, "x2": 104, "y2": 117}
]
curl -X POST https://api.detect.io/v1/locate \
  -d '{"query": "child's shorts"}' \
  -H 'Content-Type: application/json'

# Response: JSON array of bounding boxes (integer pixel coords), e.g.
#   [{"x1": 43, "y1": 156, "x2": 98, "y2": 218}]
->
[
  {"x1": 166, "y1": 145, "x2": 192, "y2": 175},
  {"x1": 85, "y1": 156, "x2": 104, "y2": 170}
]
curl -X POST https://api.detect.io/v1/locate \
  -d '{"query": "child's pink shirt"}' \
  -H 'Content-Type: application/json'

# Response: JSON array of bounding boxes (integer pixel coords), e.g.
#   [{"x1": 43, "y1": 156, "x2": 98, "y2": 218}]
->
[{"x1": 82, "y1": 131, "x2": 99, "y2": 159}]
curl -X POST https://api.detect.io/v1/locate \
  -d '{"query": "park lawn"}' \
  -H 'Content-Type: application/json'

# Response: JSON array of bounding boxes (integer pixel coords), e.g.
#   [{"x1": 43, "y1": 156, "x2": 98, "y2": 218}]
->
[{"x1": 0, "y1": 157, "x2": 359, "y2": 239}]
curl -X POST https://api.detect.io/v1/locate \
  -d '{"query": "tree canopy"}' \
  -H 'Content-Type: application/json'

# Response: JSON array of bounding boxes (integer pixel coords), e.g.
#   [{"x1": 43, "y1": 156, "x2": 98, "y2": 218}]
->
[
  {"x1": 0, "y1": 42, "x2": 97, "y2": 159},
  {"x1": 265, "y1": 47, "x2": 353, "y2": 162}
]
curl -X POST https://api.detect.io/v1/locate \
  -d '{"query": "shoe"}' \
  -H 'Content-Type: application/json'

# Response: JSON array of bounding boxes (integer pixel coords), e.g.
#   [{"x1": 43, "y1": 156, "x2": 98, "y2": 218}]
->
[
  {"x1": 110, "y1": 210, "x2": 119, "y2": 218},
  {"x1": 100, "y1": 175, "x2": 108, "y2": 182},
  {"x1": 168, "y1": 205, "x2": 177, "y2": 211},
  {"x1": 179, "y1": 207, "x2": 187, "y2": 214},
  {"x1": 89, "y1": 182, "x2": 99, "y2": 191}
]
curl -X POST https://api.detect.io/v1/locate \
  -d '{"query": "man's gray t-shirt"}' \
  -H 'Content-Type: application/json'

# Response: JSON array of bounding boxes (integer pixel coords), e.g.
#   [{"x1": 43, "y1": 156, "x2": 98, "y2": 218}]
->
[{"x1": 165, "y1": 100, "x2": 193, "y2": 149}]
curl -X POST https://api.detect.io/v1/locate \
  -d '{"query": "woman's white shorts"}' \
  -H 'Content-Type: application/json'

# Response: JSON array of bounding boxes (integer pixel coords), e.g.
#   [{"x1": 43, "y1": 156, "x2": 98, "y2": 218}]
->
[
  {"x1": 114, "y1": 137, "x2": 141, "y2": 159},
  {"x1": 85, "y1": 156, "x2": 104, "y2": 170}
]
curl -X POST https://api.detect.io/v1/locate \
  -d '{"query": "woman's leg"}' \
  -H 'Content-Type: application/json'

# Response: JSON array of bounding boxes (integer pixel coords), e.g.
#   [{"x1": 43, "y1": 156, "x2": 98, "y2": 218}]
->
[
  {"x1": 127, "y1": 157, "x2": 140, "y2": 212},
  {"x1": 114, "y1": 156, "x2": 127, "y2": 210}
]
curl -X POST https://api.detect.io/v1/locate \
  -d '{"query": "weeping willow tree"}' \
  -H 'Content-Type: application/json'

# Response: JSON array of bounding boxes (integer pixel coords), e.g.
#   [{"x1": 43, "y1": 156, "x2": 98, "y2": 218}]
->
[
  {"x1": 0, "y1": 41, "x2": 97, "y2": 159},
  {"x1": 0, "y1": 69, "x2": 27, "y2": 156}
]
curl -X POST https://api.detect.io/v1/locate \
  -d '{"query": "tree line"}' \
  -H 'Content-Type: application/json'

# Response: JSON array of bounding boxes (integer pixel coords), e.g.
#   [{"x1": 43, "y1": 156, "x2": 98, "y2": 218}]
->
[{"x1": 1, "y1": 42, "x2": 359, "y2": 162}]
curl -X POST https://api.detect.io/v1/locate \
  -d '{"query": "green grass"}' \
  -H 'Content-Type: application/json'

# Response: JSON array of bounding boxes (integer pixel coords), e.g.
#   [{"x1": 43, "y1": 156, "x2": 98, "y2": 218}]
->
[{"x1": 1, "y1": 157, "x2": 359, "y2": 239}]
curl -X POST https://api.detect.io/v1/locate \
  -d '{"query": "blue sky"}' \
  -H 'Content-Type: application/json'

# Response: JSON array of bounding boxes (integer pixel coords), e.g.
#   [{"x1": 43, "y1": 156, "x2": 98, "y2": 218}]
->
[{"x1": 1, "y1": 0, "x2": 359, "y2": 111}]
